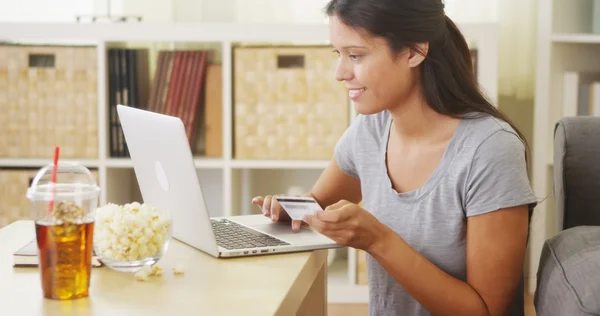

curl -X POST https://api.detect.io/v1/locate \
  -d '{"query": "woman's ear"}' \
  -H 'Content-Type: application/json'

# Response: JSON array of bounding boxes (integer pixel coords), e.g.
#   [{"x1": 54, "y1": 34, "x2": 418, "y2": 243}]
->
[{"x1": 408, "y1": 42, "x2": 429, "y2": 68}]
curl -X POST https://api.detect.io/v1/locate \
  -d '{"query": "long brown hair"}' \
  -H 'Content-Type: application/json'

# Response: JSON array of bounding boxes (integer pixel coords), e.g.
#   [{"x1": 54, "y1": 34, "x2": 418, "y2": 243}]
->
[{"x1": 324, "y1": 0, "x2": 530, "y2": 165}]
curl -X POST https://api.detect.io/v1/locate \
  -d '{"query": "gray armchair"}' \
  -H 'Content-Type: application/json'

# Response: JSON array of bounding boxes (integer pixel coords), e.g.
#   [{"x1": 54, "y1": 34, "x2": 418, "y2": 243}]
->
[{"x1": 535, "y1": 117, "x2": 600, "y2": 315}]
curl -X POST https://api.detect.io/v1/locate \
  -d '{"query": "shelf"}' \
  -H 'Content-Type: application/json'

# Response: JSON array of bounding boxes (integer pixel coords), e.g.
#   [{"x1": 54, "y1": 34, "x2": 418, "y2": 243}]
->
[
  {"x1": 0, "y1": 158, "x2": 100, "y2": 168},
  {"x1": 552, "y1": 33, "x2": 600, "y2": 43},
  {"x1": 105, "y1": 158, "x2": 225, "y2": 169},
  {"x1": 104, "y1": 158, "x2": 133, "y2": 168},
  {"x1": 104, "y1": 158, "x2": 328, "y2": 169},
  {"x1": 1, "y1": 158, "x2": 328, "y2": 170},
  {"x1": 195, "y1": 158, "x2": 225, "y2": 168},
  {"x1": 230, "y1": 160, "x2": 329, "y2": 169}
]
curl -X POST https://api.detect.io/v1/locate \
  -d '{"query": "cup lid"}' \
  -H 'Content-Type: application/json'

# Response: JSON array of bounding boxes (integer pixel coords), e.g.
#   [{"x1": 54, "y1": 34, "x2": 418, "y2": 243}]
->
[{"x1": 26, "y1": 162, "x2": 100, "y2": 201}]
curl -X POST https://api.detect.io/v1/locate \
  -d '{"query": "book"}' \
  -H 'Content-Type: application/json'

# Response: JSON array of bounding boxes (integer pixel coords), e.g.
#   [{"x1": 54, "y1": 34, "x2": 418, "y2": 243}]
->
[
  {"x1": 562, "y1": 72, "x2": 600, "y2": 117},
  {"x1": 13, "y1": 239, "x2": 102, "y2": 268}
]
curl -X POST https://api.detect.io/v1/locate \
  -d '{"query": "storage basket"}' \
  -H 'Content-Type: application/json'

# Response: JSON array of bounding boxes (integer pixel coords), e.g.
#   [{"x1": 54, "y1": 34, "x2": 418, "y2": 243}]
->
[
  {"x1": 233, "y1": 46, "x2": 349, "y2": 160},
  {"x1": 0, "y1": 44, "x2": 98, "y2": 159}
]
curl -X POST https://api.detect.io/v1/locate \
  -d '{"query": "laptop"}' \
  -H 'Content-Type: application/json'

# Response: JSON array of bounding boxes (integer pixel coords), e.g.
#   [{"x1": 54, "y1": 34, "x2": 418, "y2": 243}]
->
[{"x1": 116, "y1": 104, "x2": 341, "y2": 258}]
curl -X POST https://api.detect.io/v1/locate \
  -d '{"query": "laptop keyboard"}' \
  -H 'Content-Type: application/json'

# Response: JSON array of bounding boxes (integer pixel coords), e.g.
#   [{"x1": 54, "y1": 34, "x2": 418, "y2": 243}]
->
[{"x1": 210, "y1": 219, "x2": 291, "y2": 250}]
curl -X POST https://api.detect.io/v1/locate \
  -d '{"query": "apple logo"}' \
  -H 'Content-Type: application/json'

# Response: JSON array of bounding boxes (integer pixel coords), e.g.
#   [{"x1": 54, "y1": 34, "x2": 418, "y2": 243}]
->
[{"x1": 154, "y1": 160, "x2": 170, "y2": 192}]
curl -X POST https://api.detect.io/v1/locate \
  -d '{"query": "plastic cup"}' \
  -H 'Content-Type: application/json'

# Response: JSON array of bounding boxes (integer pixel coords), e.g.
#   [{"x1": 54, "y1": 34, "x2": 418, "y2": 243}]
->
[{"x1": 26, "y1": 162, "x2": 101, "y2": 300}]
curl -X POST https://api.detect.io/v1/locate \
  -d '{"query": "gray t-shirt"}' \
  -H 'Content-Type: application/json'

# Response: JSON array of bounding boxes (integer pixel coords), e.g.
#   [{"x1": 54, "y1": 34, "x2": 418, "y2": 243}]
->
[{"x1": 334, "y1": 110, "x2": 538, "y2": 316}]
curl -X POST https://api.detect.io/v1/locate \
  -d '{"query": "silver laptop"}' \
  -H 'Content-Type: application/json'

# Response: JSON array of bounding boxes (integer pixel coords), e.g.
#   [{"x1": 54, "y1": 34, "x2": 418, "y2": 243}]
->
[{"x1": 116, "y1": 104, "x2": 341, "y2": 258}]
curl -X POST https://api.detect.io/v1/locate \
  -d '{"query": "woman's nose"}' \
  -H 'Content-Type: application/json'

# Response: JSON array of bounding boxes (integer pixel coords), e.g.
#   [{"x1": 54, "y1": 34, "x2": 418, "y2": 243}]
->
[{"x1": 334, "y1": 59, "x2": 353, "y2": 82}]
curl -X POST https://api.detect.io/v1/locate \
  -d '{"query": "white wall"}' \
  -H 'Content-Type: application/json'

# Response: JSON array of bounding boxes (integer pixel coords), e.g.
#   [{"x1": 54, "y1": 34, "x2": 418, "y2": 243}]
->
[
  {"x1": 0, "y1": 0, "x2": 496, "y2": 25},
  {"x1": 445, "y1": 0, "x2": 498, "y2": 23},
  {"x1": 0, "y1": 0, "x2": 94, "y2": 22},
  {"x1": 196, "y1": 0, "x2": 236, "y2": 22},
  {"x1": 92, "y1": 0, "x2": 328, "y2": 24},
  {"x1": 120, "y1": 0, "x2": 175, "y2": 22}
]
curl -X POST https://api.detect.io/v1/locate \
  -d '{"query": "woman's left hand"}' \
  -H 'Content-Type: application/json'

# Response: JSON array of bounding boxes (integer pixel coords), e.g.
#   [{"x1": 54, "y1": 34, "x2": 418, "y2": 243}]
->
[{"x1": 302, "y1": 200, "x2": 390, "y2": 252}]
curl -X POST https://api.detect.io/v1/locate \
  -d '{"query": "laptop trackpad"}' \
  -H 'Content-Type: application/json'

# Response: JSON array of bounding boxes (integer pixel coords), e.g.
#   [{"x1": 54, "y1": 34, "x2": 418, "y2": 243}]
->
[
  {"x1": 230, "y1": 216, "x2": 336, "y2": 245},
  {"x1": 250, "y1": 222, "x2": 314, "y2": 236}
]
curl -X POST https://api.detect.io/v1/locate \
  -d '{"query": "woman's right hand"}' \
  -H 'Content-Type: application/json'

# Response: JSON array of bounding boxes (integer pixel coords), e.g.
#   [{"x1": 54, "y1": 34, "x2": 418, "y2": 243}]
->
[{"x1": 251, "y1": 195, "x2": 303, "y2": 231}]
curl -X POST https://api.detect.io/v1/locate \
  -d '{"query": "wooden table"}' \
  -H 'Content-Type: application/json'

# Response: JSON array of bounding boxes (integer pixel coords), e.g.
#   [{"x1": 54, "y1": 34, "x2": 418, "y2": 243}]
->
[{"x1": 0, "y1": 220, "x2": 328, "y2": 316}]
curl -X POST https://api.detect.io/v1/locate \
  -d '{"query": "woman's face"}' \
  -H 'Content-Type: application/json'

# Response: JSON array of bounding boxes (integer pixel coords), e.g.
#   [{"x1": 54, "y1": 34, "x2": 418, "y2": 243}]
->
[{"x1": 329, "y1": 15, "x2": 425, "y2": 115}]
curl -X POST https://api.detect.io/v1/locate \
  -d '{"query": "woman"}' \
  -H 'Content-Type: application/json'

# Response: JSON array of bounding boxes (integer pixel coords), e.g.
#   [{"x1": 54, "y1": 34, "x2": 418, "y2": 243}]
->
[{"x1": 252, "y1": 0, "x2": 537, "y2": 315}]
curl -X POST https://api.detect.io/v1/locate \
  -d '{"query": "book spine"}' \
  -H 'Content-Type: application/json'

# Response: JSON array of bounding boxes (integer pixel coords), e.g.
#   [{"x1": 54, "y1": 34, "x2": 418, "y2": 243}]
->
[{"x1": 187, "y1": 51, "x2": 209, "y2": 146}]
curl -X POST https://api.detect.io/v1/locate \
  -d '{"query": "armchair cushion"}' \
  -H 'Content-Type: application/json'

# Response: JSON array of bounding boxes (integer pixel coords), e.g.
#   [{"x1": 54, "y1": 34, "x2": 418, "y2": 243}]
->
[
  {"x1": 535, "y1": 226, "x2": 600, "y2": 315},
  {"x1": 553, "y1": 117, "x2": 600, "y2": 230}
]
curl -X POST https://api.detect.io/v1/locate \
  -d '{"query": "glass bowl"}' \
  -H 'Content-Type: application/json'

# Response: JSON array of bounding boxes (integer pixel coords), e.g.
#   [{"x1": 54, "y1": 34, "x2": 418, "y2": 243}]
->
[{"x1": 93, "y1": 202, "x2": 173, "y2": 273}]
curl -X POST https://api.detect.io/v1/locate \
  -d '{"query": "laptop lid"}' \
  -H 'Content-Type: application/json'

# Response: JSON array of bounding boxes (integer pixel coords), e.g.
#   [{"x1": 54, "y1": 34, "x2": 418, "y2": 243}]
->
[{"x1": 116, "y1": 104, "x2": 219, "y2": 257}]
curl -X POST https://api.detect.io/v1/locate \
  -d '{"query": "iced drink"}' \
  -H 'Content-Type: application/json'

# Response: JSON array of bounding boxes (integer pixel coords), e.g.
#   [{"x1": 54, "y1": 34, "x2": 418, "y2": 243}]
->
[
  {"x1": 36, "y1": 202, "x2": 94, "y2": 299},
  {"x1": 27, "y1": 162, "x2": 100, "y2": 300}
]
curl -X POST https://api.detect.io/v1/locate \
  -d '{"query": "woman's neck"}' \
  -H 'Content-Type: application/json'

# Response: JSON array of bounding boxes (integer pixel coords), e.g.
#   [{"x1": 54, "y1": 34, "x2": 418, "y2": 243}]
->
[{"x1": 387, "y1": 88, "x2": 457, "y2": 145}]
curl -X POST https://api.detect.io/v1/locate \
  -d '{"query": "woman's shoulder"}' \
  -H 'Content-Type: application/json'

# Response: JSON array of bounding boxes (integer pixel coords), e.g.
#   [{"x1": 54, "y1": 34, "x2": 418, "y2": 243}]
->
[{"x1": 459, "y1": 112, "x2": 526, "y2": 151}]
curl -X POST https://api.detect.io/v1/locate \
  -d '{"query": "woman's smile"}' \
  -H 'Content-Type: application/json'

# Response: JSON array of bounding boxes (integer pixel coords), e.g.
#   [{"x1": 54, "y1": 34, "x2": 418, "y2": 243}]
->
[{"x1": 348, "y1": 87, "x2": 366, "y2": 100}]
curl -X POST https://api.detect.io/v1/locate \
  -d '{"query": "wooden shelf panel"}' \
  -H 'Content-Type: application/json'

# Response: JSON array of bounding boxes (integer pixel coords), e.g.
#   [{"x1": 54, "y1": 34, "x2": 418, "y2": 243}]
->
[
  {"x1": 230, "y1": 160, "x2": 329, "y2": 169},
  {"x1": 0, "y1": 158, "x2": 100, "y2": 168},
  {"x1": 103, "y1": 158, "x2": 330, "y2": 169},
  {"x1": 105, "y1": 158, "x2": 225, "y2": 169}
]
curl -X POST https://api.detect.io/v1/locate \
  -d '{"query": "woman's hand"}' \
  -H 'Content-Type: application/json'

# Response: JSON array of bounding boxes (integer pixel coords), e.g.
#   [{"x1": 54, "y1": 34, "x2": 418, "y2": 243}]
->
[
  {"x1": 251, "y1": 195, "x2": 304, "y2": 231},
  {"x1": 302, "y1": 200, "x2": 391, "y2": 252}
]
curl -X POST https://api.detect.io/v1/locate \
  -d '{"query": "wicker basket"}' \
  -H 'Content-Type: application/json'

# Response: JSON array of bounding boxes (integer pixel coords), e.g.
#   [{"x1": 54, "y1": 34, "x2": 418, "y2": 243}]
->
[
  {"x1": 233, "y1": 46, "x2": 349, "y2": 160},
  {"x1": 0, "y1": 44, "x2": 98, "y2": 159}
]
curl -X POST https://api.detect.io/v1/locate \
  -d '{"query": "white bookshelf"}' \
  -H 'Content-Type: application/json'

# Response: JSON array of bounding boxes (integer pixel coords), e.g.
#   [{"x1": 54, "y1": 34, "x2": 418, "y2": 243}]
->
[
  {"x1": 551, "y1": 33, "x2": 600, "y2": 43},
  {"x1": 0, "y1": 21, "x2": 497, "y2": 303},
  {"x1": 531, "y1": 0, "x2": 600, "y2": 292},
  {"x1": 0, "y1": 158, "x2": 100, "y2": 168}
]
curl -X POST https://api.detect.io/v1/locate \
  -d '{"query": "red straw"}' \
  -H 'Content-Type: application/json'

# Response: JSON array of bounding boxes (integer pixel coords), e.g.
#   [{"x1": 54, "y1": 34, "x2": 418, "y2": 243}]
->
[{"x1": 48, "y1": 146, "x2": 60, "y2": 214}]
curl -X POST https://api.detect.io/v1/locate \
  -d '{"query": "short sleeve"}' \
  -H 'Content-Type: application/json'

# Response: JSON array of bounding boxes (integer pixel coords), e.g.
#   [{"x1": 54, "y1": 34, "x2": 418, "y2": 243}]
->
[
  {"x1": 464, "y1": 130, "x2": 538, "y2": 217},
  {"x1": 333, "y1": 115, "x2": 361, "y2": 179}
]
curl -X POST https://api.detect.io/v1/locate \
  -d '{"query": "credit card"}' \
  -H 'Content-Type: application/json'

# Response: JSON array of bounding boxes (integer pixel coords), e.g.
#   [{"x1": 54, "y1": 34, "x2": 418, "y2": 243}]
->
[{"x1": 274, "y1": 196, "x2": 323, "y2": 221}]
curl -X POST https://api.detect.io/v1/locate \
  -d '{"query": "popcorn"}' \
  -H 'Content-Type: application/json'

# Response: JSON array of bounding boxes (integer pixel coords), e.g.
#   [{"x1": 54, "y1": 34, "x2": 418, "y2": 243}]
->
[
  {"x1": 94, "y1": 202, "x2": 172, "y2": 262},
  {"x1": 151, "y1": 266, "x2": 163, "y2": 276},
  {"x1": 134, "y1": 267, "x2": 151, "y2": 281},
  {"x1": 173, "y1": 264, "x2": 184, "y2": 275},
  {"x1": 134, "y1": 272, "x2": 148, "y2": 281},
  {"x1": 134, "y1": 265, "x2": 163, "y2": 282}
]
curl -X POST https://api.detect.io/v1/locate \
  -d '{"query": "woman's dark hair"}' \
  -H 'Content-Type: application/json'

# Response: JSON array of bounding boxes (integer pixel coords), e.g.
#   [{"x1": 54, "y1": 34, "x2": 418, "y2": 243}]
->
[{"x1": 324, "y1": 0, "x2": 530, "y2": 167}]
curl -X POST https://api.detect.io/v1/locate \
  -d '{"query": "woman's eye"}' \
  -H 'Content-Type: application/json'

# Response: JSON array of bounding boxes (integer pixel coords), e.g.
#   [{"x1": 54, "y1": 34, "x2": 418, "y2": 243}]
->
[{"x1": 349, "y1": 54, "x2": 361, "y2": 61}]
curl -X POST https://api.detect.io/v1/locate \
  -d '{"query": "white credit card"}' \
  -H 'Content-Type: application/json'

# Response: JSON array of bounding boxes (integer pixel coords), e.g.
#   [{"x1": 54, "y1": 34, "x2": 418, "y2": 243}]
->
[{"x1": 274, "y1": 196, "x2": 323, "y2": 221}]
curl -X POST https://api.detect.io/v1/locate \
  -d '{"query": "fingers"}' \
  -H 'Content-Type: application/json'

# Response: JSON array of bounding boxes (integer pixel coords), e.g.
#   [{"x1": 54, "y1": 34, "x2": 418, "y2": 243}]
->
[
  {"x1": 252, "y1": 196, "x2": 267, "y2": 216},
  {"x1": 319, "y1": 203, "x2": 355, "y2": 222},
  {"x1": 252, "y1": 195, "x2": 287, "y2": 222},
  {"x1": 251, "y1": 196, "x2": 264, "y2": 210},
  {"x1": 292, "y1": 220, "x2": 302, "y2": 231},
  {"x1": 304, "y1": 214, "x2": 354, "y2": 246},
  {"x1": 251, "y1": 194, "x2": 294, "y2": 229},
  {"x1": 324, "y1": 199, "x2": 350, "y2": 211},
  {"x1": 251, "y1": 195, "x2": 273, "y2": 218},
  {"x1": 304, "y1": 214, "x2": 345, "y2": 235},
  {"x1": 264, "y1": 195, "x2": 274, "y2": 218},
  {"x1": 270, "y1": 196, "x2": 283, "y2": 222}
]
